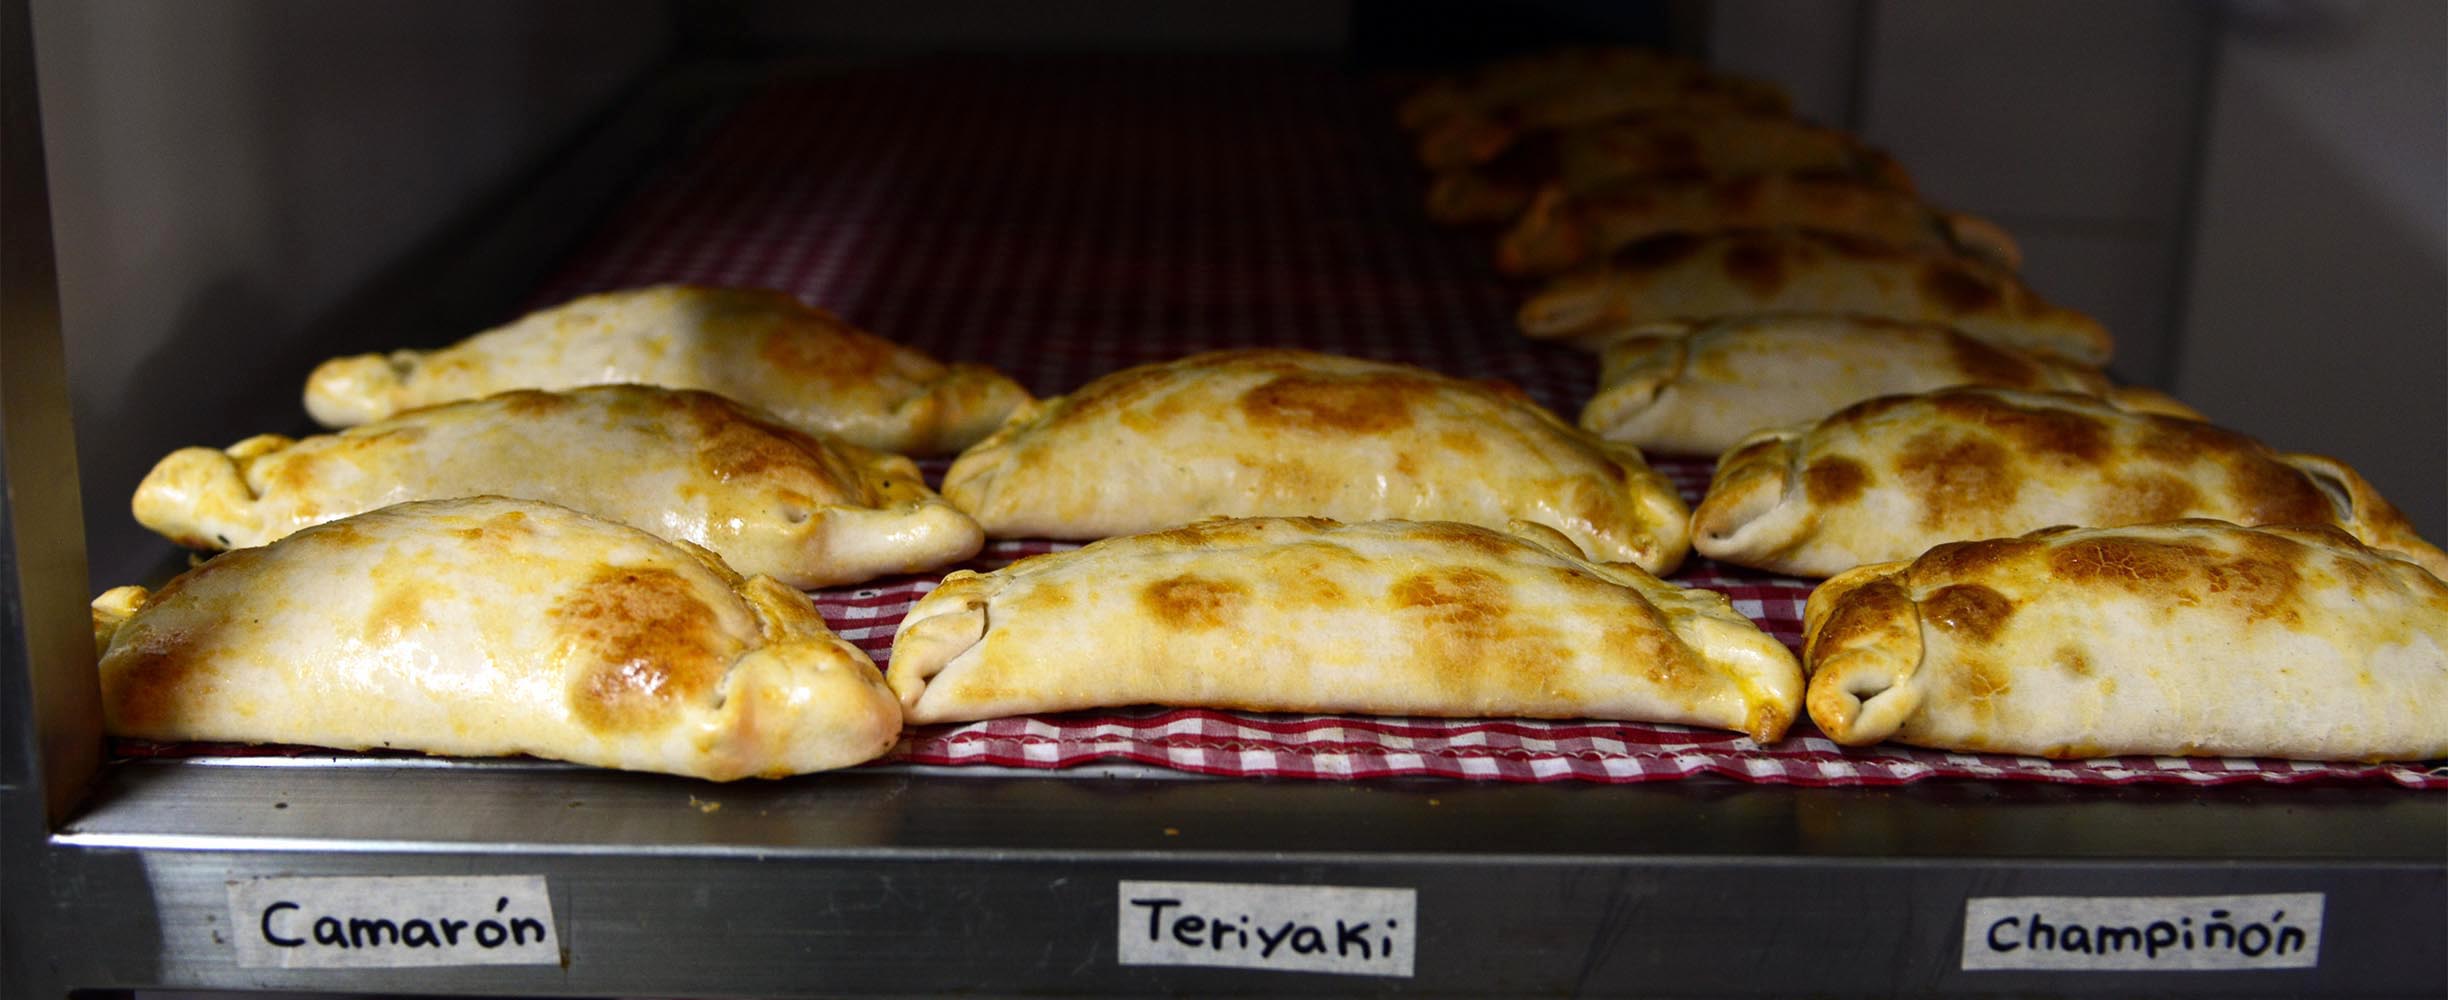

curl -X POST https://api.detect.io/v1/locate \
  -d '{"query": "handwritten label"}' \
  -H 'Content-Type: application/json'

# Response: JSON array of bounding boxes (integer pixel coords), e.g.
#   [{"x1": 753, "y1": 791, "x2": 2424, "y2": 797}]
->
[
  {"x1": 1963, "y1": 893, "x2": 2322, "y2": 971},
  {"x1": 1117, "y1": 880, "x2": 1415, "y2": 977},
  {"x1": 226, "y1": 875, "x2": 559, "y2": 969}
]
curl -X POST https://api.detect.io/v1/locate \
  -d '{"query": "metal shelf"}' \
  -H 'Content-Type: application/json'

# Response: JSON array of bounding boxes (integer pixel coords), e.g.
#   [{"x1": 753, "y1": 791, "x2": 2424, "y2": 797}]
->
[{"x1": 6, "y1": 23, "x2": 2444, "y2": 998}]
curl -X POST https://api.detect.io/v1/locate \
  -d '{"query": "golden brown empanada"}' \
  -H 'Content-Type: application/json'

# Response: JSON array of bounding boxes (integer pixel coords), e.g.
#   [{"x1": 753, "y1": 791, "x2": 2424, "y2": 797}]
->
[
  {"x1": 1428, "y1": 113, "x2": 1913, "y2": 225},
  {"x1": 1693, "y1": 387, "x2": 2448, "y2": 579},
  {"x1": 1517, "y1": 229, "x2": 2112, "y2": 365},
  {"x1": 941, "y1": 349, "x2": 1691, "y2": 575},
  {"x1": 303, "y1": 284, "x2": 1031, "y2": 456},
  {"x1": 1417, "y1": 73, "x2": 1792, "y2": 171},
  {"x1": 1803, "y1": 520, "x2": 2448, "y2": 761},
  {"x1": 133, "y1": 385, "x2": 982, "y2": 589},
  {"x1": 1498, "y1": 175, "x2": 2020, "y2": 277},
  {"x1": 1579, "y1": 315, "x2": 2162, "y2": 456},
  {"x1": 93, "y1": 497, "x2": 903, "y2": 780},
  {"x1": 889, "y1": 517, "x2": 1802, "y2": 739}
]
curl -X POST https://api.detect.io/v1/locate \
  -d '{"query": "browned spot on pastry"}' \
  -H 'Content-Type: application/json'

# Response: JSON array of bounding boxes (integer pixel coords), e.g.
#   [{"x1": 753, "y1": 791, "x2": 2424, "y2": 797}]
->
[
  {"x1": 1807, "y1": 577, "x2": 1916, "y2": 665},
  {"x1": 1408, "y1": 521, "x2": 1528, "y2": 559},
  {"x1": 1436, "y1": 429, "x2": 1489, "y2": 456},
  {"x1": 2056, "y1": 646, "x2": 2092, "y2": 677},
  {"x1": 2223, "y1": 457, "x2": 2334, "y2": 527},
  {"x1": 363, "y1": 583, "x2": 433, "y2": 642},
  {"x1": 682, "y1": 398, "x2": 826, "y2": 485},
  {"x1": 1923, "y1": 583, "x2": 2015, "y2": 642},
  {"x1": 1723, "y1": 241, "x2": 1789, "y2": 297},
  {"x1": 1011, "y1": 581, "x2": 1072, "y2": 613},
  {"x1": 1919, "y1": 261, "x2": 2004, "y2": 315},
  {"x1": 497, "y1": 389, "x2": 571, "y2": 417},
  {"x1": 1803, "y1": 457, "x2": 1870, "y2": 506},
  {"x1": 1392, "y1": 567, "x2": 1511, "y2": 636},
  {"x1": 1714, "y1": 175, "x2": 1768, "y2": 214},
  {"x1": 1946, "y1": 335, "x2": 2038, "y2": 387},
  {"x1": 102, "y1": 627, "x2": 220, "y2": 733},
  {"x1": 1611, "y1": 231, "x2": 1705, "y2": 272},
  {"x1": 1910, "y1": 536, "x2": 2045, "y2": 584},
  {"x1": 558, "y1": 567, "x2": 731, "y2": 734},
  {"x1": 1141, "y1": 574, "x2": 1248, "y2": 631},
  {"x1": 1931, "y1": 393, "x2": 2109, "y2": 462},
  {"x1": 450, "y1": 509, "x2": 534, "y2": 545},
  {"x1": 1138, "y1": 518, "x2": 1331, "y2": 551},
  {"x1": 2200, "y1": 538, "x2": 2305, "y2": 626},
  {"x1": 753, "y1": 313, "x2": 894, "y2": 381},
  {"x1": 1719, "y1": 436, "x2": 1784, "y2": 471},
  {"x1": 1945, "y1": 656, "x2": 2013, "y2": 721},
  {"x1": 1827, "y1": 393, "x2": 1916, "y2": 426},
  {"x1": 2104, "y1": 473, "x2": 2204, "y2": 525},
  {"x1": 2047, "y1": 536, "x2": 2200, "y2": 589},
  {"x1": 1238, "y1": 373, "x2": 1438, "y2": 435},
  {"x1": 1897, "y1": 434, "x2": 2016, "y2": 530}
]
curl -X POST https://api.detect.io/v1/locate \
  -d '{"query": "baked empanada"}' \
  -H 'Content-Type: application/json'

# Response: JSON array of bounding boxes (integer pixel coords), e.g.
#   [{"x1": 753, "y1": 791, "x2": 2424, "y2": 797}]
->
[
  {"x1": 1416, "y1": 74, "x2": 1792, "y2": 171},
  {"x1": 941, "y1": 349, "x2": 1691, "y2": 575},
  {"x1": 1803, "y1": 520, "x2": 2448, "y2": 761},
  {"x1": 1498, "y1": 175, "x2": 2020, "y2": 277},
  {"x1": 93, "y1": 497, "x2": 903, "y2": 780},
  {"x1": 1693, "y1": 387, "x2": 2448, "y2": 579},
  {"x1": 133, "y1": 385, "x2": 982, "y2": 589},
  {"x1": 1428, "y1": 113, "x2": 1912, "y2": 225},
  {"x1": 889, "y1": 517, "x2": 1802, "y2": 740},
  {"x1": 1517, "y1": 229, "x2": 2113, "y2": 365},
  {"x1": 1398, "y1": 47, "x2": 1709, "y2": 131},
  {"x1": 1579, "y1": 315, "x2": 2152, "y2": 456},
  {"x1": 303, "y1": 284, "x2": 1031, "y2": 456}
]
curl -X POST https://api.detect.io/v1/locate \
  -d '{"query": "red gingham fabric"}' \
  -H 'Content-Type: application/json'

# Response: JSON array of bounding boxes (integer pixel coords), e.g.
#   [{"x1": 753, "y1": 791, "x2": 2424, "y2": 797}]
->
[{"x1": 362, "y1": 59, "x2": 2442, "y2": 787}]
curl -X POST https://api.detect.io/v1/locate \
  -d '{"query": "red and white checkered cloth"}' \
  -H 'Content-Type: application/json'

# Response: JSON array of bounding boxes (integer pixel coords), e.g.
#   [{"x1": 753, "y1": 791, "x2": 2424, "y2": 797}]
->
[{"x1": 510, "y1": 58, "x2": 2438, "y2": 787}]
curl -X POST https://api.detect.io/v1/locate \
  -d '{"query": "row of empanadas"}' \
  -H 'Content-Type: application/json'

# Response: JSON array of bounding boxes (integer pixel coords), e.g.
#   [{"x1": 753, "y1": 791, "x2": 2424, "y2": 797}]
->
[{"x1": 96, "y1": 500, "x2": 1806, "y2": 778}]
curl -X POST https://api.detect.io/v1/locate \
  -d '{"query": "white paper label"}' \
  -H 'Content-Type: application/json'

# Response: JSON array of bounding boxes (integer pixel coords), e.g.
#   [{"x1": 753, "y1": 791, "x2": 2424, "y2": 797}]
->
[
  {"x1": 1117, "y1": 880, "x2": 1416, "y2": 977},
  {"x1": 1962, "y1": 893, "x2": 2323, "y2": 971},
  {"x1": 227, "y1": 875, "x2": 560, "y2": 969}
]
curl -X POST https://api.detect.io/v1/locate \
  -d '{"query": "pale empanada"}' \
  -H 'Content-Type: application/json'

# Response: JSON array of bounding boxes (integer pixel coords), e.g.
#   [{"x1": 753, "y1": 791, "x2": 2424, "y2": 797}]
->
[
  {"x1": 303, "y1": 284, "x2": 1031, "y2": 456},
  {"x1": 133, "y1": 385, "x2": 982, "y2": 589},
  {"x1": 1517, "y1": 229, "x2": 2113, "y2": 365},
  {"x1": 1497, "y1": 175, "x2": 2020, "y2": 277},
  {"x1": 1803, "y1": 520, "x2": 2448, "y2": 761},
  {"x1": 941, "y1": 349, "x2": 1691, "y2": 575},
  {"x1": 92, "y1": 497, "x2": 903, "y2": 780},
  {"x1": 1428, "y1": 112, "x2": 1912, "y2": 225},
  {"x1": 1579, "y1": 315, "x2": 2193, "y2": 456},
  {"x1": 1692, "y1": 387, "x2": 2448, "y2": 579},
  {"x1": 889, "y1": 517, "x2": 1802, "y2": 739}
]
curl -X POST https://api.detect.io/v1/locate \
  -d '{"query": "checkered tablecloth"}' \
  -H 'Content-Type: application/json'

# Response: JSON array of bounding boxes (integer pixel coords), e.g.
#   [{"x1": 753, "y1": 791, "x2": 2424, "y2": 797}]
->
[{"x1": 511, "y1": 58, "x2": 2436, "y2": 787}]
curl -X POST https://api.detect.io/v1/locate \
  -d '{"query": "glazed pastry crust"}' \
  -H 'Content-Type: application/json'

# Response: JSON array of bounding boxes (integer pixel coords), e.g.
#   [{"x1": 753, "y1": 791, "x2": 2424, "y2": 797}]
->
[
  {"x1": 133, "y1": 385, "x2": 982, "y2": 589},
  {"x1": 941, "y1": 349, "x2": 1691, "y2": 575},
  {"x1": 889, "y1": 517, "x2": 1801, "y2": 740},
  {"x1": 1579, "y1": 315, "x2": 2126, "y2": 456},
  {"x1": 1428, "y1": 113, "x2": 1913, "y2": 225},
  {"x1": 1496, "y1": 175, "x2": 2019, "y2": 277},
  {"x1": 1692, "y1": 387, "x2": 2448, "y2": 580},
  {"x1": 92, "y1": 497, "x2": 904, "y2": 780},
  {"x1": 1517, "y1": 229, "x2": 2106, "y2": 366},
  {"x1": 303, "y1": 284, "x2": 1031, "y2": 456},
  {"x1": 1802, "y1": 520, "x2": 2448, "y2": 761}
]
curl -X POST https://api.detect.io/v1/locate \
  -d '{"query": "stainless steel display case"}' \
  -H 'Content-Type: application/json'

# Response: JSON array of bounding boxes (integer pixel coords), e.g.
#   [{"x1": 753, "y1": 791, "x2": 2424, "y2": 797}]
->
[{"x1": 5, "y1": 2, "x2": 2442, "y2": 995}]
